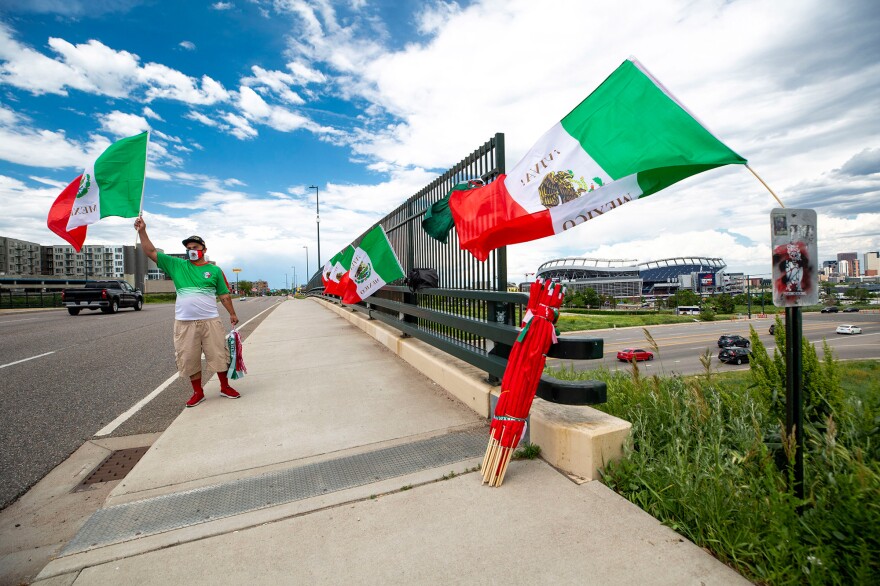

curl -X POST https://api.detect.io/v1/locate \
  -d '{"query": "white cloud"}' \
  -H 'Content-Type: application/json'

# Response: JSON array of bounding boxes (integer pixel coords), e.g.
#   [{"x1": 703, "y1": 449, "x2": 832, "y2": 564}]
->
[
  {"x1": 179, "y1": 41, "x2": 196, "y2": 51},
  {"x1": 99, "y1": 111, "x2": 150, "y2": 138},
  {"x1": 142, "y1": 106, "x2": 163, "y2": 121},
  {"x1": 0, "y1": 24, "x2": 229, "y2": 106},
  {"x1": 241, "y1": 65, "x2": 305, "y2": 104},
  {"x1": 212, "y1": 2, "x2": 234, "y2": 10}
]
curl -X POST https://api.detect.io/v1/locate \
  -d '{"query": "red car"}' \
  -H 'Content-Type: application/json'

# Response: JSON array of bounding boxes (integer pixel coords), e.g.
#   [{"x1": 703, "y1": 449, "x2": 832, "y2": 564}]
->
[{"x1": 617, "y1": 348, "x2": 654, "y2": 362}]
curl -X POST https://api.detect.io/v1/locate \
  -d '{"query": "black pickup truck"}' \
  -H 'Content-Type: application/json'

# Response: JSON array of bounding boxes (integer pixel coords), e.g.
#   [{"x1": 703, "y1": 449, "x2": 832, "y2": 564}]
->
[{"x1": 61, "y1": 280, "x2": 144, "y2": 315}]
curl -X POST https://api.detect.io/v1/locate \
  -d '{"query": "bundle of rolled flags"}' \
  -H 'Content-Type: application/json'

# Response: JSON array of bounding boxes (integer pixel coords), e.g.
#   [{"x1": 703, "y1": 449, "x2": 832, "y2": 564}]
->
[{"x1": 481, "y1": 278, "x2": 564, "y2": 487}]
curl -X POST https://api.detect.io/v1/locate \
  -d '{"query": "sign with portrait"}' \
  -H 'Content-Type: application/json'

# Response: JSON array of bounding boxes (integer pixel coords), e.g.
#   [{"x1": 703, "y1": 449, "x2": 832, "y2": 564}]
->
[{"x1": 770, "y1": 208, "x2": 818, "y2": 307}]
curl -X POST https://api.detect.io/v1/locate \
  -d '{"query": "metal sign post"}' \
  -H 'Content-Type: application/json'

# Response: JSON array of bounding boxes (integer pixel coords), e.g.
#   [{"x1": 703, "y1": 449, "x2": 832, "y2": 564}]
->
[
  {"x1": 232, "y1": 268, "x2": 242, "y2": 295},
  {"x1": 770, "y1": 208, "x2": 818, "y2": 502}
]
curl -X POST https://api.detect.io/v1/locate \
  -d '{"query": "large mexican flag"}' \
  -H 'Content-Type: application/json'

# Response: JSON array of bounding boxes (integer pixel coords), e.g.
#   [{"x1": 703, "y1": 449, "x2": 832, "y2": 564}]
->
[
  {"x1": 66, "y1": 132, "x2": 149, "y2": 230},
  {"x1": 341, "y1": 226, "x2": 404, "y2": 304},
  {"x1": 448, "y1": 58, "x2": 747, "y2": 261}
]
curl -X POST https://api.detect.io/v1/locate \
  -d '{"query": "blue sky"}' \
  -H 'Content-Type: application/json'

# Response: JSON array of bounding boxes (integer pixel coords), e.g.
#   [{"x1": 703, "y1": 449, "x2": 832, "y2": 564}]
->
[{"x1": 1, "y1": 0, "x2": 878, "y2": 288}]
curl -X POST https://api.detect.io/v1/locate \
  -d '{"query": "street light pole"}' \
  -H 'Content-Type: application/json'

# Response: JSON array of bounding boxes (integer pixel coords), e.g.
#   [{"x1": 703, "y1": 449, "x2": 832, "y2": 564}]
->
[
  {"x1": 292, "y1": 266, "x2": 297, "y2": 291},
  {"x1": 309, "y1": 185, "x2": 320, "y2": 269},
  {"x1": 303, "y1": 245, "x2": 309, "y2": 285}
]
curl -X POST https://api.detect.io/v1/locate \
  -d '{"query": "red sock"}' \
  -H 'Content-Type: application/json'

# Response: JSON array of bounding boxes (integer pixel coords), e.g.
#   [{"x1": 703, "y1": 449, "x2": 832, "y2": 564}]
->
[
  {"x1": 217, "y1": 372, "x2": 230, "y2": 390},
  {"x1": 190, "y1": 378, "x2": 203, "y2": 394}
]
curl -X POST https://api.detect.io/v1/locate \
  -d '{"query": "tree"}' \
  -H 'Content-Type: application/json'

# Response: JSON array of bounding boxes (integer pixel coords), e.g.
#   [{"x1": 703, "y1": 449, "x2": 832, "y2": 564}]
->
[
  {"x1": 668, "y1": 289, "x2": 699, "y2": 307},
  {"x1": 583, "y1": 287, "x2": 600, "y2": 308},
  {"x1": 237, "y1": 280, "x2": 254, "y2": 296},
  {"x1": 714, "y1": 293, "x2": 735, "y2": 314}
]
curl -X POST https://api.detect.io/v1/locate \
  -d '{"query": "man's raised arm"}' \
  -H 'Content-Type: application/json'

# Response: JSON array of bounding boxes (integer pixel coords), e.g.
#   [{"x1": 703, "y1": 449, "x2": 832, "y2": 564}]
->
[{"x1": 133, "y1": 217, "x2": 158, "y2": 263}]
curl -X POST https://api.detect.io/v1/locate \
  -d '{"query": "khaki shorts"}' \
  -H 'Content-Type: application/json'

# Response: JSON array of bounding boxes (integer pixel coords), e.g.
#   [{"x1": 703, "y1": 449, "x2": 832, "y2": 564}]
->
[{"x1": 173, "y1": 318, "x2": 229, "y2": 379}]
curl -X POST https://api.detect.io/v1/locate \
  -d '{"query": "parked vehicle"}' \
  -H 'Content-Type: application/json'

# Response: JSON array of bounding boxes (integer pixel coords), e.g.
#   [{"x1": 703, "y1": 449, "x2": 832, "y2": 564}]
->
[
  {"x1": 717, "y1": 334, "x2": 750, "y2": 348},
  {"x1": 842, "y1": 307, "x2": 860, "y2": 313},
  {"x1": 835, "y1": 324, "x2": 862, "y2": 335},
  {"x1": 617, "y1": 348, "x2": 654, "y2": 362},
  {"x1": 718, "y1": 347, "x2": 751, "y2": 365},
  {"x1": 820, "y1": 306, "x2": 839, "y2": 313},
  {"x1": 61, "y1": 280, "x2": 144, "y2": 315}
]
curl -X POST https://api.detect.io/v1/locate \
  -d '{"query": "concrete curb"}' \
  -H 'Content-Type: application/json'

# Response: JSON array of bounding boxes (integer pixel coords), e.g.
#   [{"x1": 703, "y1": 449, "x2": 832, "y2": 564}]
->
[{"x1": 314, "y1": 298, "x2": 631, "y2": 481}]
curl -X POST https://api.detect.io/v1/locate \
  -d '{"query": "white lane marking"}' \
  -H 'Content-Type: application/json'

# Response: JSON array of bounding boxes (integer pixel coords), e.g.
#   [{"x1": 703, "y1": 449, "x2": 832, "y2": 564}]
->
[
  {"x1": 0, "y1": 317, "x2": 48, "y2": 325},
  {"x1": 95, "y1": 372, "x2": 178, "y2": 437},
  {"x1": 0, "y1": 351, "x2": 55, "y2": 369},
  {"x1": 95, "y1": 300, "x2": 281, "y2": 437}
]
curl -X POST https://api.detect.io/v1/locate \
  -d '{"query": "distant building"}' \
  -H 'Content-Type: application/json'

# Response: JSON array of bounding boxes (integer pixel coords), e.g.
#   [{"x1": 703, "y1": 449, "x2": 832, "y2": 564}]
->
[
  {"x1": 0, "y1": 236, "x2": 42, "y2": 275},
  {"x1": 837, "y1": 252, "x2": 858, "y2": 277},
  {"x1": 47, "y1": 244, "x2": 126, "y2": 279},
  {"x1": 253, "y1": 279, "x2": 269, "y2": 295},
  {"x1": 864, "y1": 251, "x2": 879, "y2": 276}
]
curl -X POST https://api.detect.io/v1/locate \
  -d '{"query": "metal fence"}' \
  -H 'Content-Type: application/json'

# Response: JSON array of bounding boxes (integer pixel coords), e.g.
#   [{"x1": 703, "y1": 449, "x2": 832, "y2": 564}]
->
[{"x1": 0, "y1": 289, "x2": 63, "y2": 309}]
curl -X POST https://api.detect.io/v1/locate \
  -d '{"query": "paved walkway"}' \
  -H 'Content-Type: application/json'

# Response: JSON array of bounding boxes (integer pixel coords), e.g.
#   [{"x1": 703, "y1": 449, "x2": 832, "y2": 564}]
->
[{"x1": 34, "y1": 298, "x2": 750, "y2": 585}]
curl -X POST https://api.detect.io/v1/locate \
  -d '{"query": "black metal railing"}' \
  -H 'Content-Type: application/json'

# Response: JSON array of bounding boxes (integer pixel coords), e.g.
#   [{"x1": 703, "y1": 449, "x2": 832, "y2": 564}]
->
[{"x1": 0, "y1": 289, "x2": 64, "y2": 309}]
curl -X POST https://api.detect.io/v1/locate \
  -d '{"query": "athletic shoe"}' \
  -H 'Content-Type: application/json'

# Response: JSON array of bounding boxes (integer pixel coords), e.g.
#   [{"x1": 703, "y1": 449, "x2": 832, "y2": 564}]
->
[
  {"x1": 186, "y1": 391, "x2": 205, "y2": 408},
  {"x1": 220, "y1": 387, "x2": 241, "y2": 399}
]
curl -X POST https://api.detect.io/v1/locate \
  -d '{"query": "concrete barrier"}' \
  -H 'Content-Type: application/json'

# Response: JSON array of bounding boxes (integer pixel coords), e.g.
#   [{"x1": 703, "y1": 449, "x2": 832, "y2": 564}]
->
[{"x1": 314, "y1": 297, "x2": 631, "y2": 481}]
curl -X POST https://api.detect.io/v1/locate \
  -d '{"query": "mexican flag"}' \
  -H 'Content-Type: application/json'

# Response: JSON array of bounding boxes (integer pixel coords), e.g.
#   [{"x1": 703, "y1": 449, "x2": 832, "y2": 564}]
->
[
  {"x1": 448, "y1": 58, "x2": 747, "y2": 261},
  {"x1": 322, "y1": 246, "x2": 354, "y2": 295},
  {"x1": 341, "y1": 226, "x2": 404, "y2": 304},
  {"x1": 47, "y1": 175, "x2": 88, "y2": 251},
  {"x1": 65, "y1": 132, "x2": 149, "y2": 230},
  {"x1": 326, "y1": 246, "x2": 355, "y2": 296}
]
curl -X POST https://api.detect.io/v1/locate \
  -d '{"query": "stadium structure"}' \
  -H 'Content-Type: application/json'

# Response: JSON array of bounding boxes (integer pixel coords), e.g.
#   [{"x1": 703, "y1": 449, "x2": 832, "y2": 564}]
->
[{"x1": 534, "y1": 256, "x2": 731, "y2": 300}]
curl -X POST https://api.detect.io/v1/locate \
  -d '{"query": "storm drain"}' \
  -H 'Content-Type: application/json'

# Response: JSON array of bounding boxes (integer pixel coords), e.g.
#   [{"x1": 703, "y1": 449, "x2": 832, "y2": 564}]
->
[
  {"x1": 74, "y1": 447, "x2": 150, "y2": 491},
  {"x1": 62, "y1": 429, "x2": 486, "y2": 555}
]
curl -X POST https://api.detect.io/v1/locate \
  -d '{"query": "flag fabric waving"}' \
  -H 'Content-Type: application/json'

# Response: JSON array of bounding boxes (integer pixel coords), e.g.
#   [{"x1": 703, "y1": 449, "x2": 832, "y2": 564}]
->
[
  {"x1": 448, "y1": 58, "x2": 747, "y2": 261},
  {"x1": 47, "y1": 175, "x2": 89, "y2": 251},
  {"x1": 66, "y1": 132, "x2": 149, "y2": 230},
  {"x1": 327, "y1": 246, "x2": 355, "y2": 296},
  {"x1": 341, "y1": 226, "x2": 404, "y2": 304}
]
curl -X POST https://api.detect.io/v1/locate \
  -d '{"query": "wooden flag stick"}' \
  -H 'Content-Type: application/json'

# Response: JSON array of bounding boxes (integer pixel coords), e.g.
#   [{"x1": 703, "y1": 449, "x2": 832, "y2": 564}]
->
[{"x1": 746, "y1": 165, "x2": 785, "y2": 208}]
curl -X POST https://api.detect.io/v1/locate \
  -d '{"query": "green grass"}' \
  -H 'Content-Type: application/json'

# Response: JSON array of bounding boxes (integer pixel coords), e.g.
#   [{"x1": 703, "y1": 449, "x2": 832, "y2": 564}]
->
[
  {"x1": 547, "y1": 360, "x2": 880, "y2": 585},
  {"x1": 557, "y1": 313, "x2": 700, "y2": 332},
  {"x1": 144, "y1": 293, "x2": 177, "y2": 304}
]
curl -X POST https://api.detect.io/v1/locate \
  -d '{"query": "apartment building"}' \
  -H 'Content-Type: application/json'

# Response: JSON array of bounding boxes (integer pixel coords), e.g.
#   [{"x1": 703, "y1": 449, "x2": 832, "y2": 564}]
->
[
  {"x1": 0, "y1": 236, "x2": 42, "y2": 275},
  {"x1": 49, "y1": 244, "x2": 126, "y2": 278}
]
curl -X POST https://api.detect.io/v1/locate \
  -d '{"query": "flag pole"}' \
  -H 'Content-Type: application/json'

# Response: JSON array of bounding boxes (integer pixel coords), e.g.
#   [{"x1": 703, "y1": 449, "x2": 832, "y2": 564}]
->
[{"x1": 746, "y1": 165, "x2": 785, "y2": 208}]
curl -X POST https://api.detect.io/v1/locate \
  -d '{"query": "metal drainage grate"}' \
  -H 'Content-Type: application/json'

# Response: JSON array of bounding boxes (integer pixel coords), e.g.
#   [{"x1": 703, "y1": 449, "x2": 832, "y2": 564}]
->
[
  {"x1": 62, "y1": 429, "x2": 486, "y2": 555},
  {"x1": 74, "y1": 447, "x2": 150, "y2": 491}
]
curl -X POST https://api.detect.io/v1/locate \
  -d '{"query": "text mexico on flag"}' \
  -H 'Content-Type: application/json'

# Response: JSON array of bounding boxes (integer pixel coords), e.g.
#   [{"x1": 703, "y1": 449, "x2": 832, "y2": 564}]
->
[
  {"x1": 66, "y1": 132, "x2": 149, "y2": 230},
  {"x1": 448, "y1": 58, "x2": 747, "y2": 261},
  {"x1": 341, "y1": 226, "x2": 404, "y2": 304}
]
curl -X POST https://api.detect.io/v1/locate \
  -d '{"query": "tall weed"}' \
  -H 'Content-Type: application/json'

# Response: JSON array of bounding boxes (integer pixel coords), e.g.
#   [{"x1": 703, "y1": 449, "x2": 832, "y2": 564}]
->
[{"x1": 548, "y1": 359, "x2": 880, "y2": 585}]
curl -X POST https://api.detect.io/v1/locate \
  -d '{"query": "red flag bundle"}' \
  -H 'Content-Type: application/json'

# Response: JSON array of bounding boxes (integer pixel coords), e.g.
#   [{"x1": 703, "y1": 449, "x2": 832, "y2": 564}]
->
[{"x1": 481, "y1": 278, "x2": 564, "y2": 486}]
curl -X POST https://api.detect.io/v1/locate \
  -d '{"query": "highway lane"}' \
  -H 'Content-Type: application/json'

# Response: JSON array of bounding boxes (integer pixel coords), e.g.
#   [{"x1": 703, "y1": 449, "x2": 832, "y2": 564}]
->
[
  {"x1": 0, "y1": 297, "x2": 282, "y2": 510},
  {"x1": 549, "y1": 312, "x2": 880, "y2": 376}
]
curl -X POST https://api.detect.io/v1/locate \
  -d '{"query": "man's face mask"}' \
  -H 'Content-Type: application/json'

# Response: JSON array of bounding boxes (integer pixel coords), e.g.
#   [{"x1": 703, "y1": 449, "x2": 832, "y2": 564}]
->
[{"x1": 187, "y1": 249, "x2": 205, "y2": 261}]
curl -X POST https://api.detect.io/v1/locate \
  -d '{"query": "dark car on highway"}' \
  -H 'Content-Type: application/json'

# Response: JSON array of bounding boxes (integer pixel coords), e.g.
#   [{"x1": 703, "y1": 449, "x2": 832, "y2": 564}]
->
[
  {"x1": 718, "y1": 347, "x2": 751, "y2": 365},
  {"x1": 717, "y1": 334, "x2": 750, "y2": 348},
  {"x1": 842, "y1": 307, "x2": 860, "y2": 313},
  {"x1": 820, "y1": 306, "x2": 839, "y2": 313}
]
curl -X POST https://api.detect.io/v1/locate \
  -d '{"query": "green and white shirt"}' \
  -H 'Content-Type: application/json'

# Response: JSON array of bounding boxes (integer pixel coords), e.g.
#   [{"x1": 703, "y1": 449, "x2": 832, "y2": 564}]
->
[{"x1": 156, "y1": 252, "x2": 230, "y2": 321}]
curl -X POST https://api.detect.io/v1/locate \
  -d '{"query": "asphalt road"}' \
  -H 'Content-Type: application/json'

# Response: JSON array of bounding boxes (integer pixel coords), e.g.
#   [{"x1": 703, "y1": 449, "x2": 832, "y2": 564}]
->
[
  {"x1": 548, "y1": 311, "x2": 880, "y2": 376},
  {"x1": 0, "y1": 297, "x2": 282, "y2": 510}
]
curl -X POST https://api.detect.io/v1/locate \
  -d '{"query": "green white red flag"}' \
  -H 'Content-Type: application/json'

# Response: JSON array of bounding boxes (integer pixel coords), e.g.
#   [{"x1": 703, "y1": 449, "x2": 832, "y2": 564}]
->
[
  {"x1": 341, "y1": 226, "x2": 404, "y2": 304},
  {"x1": 326, "y1": 246, "x2": 355, "y2": 296},
  {"x1": 64, "y1": 132, "x2": 149, "y2": 231},
  {"x1": 448, "y1": 58, "x2": 747, "y2": 261}
]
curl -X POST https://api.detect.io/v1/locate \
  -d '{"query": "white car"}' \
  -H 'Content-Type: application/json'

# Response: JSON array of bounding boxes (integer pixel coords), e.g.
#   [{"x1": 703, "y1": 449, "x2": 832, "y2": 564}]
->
[{"x1": 836, "y1": 324, "x2": 862, "y2": 335}]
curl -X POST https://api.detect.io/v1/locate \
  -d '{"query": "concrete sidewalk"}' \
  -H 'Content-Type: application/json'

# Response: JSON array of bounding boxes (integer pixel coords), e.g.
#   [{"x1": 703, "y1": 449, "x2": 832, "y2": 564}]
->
[{"x1": 35, "y1": 298, "x2": 749, "y2": 585}]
